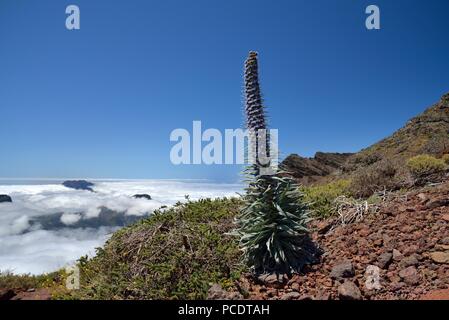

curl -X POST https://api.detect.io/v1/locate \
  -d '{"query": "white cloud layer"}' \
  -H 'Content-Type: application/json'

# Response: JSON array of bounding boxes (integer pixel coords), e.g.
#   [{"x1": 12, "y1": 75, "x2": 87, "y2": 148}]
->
[{"x1": 0, "y1": 180, "x2": 241, "y2": 274}]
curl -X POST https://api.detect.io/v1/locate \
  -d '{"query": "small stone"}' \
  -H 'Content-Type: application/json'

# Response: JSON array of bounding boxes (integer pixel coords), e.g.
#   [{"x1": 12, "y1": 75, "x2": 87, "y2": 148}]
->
[
  {"x1": 365, "y1": 265, "x2": 382, "y2": 290},
  {"x1": 207, "y1": 284, "x2": 243, "y2": 300},
  {"x1": 390, "y1": 281, "x2": 406, "y2": 292},
  {"x1": 441, "y1": 214, "x2": 449, "y2": 222},
  {"x1": 403, "y1": 245, "x2": 419, "y2": 256},
  {"x1": 338, "y1": 281, "x2": 362, "y2": 300},
  {"x1": 399, "y1": 266, "x2": 420, "y2": 286},
  {"x1": 317, "y1": 220, "x2": 333, "y2": 234},
  {"x1": 435, "y1": 244, "x2": 449, "y2": 251},
  {"x1": 257, "y1": 273, "x2": 287, "y2": 289},
  {"x1": 266, "y1": 289, "x2": 277, "y2": 297},
  {"x1": 373, "y1": 239, "x2": 383, "y2": 247},
  {"x1": 429, "y1": 251, "x2": 449, "y2": 264},
  {"x1": 290, "y1": 282, "x2": 300, "y2": 292},
  {"x1": 330, "y1": 260, "x2": 355, "y2": 280},
  {"x1": 377, "y1": 252, "x2": 393, "y2": 269},
  {"x1": 399, "y1": 255, "x2": 419, "y2": 268},
  {"x1": 280, "y1": 292, "x2": 300, "y2": 300},
  {"x1": 417, "y1": 193, "x2": 428, "y2": 203},
  {"x1": 298, "y1": 294, "x2": 314, "y2": 300},
  {"x1": 314, "y1": 291, "x2": 330, "y2": 300},
  {"x1": 426, "y1": 199, "x2": 449, "y2": 209},
  {"x1": 393, "y1": 249, "x2": 403, "y2": 261}
]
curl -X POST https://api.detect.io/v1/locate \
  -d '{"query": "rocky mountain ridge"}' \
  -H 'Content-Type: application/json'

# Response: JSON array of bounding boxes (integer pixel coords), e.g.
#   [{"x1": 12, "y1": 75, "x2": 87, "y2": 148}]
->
[{"x1": 283, "y1": 92, "x2": 449, "y2": 184}]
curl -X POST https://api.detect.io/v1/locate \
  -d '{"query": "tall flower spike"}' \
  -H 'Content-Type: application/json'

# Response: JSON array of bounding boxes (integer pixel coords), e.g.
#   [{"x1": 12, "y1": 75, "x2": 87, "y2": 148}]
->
[{"x1": 244, "y1": 51, "x2": 270, "y2": 173}]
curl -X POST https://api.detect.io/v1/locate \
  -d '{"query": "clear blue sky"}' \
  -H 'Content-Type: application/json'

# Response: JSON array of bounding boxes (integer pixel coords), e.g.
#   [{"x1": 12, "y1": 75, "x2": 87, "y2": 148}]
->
[{"x1": 1, "y1": 0, "x2": 448, "y2": 182}]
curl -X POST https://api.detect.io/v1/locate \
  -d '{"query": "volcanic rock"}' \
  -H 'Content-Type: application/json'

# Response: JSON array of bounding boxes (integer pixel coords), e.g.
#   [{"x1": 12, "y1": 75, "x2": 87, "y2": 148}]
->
[
  {"x1": 62, "y1": 180, "x2": 95, "y2": 192},
  {"x1": 338, "y1": 281, "x2": 362, "y2": 300},
  {"x1": 330, "y1": 260, "x2": 355, "y2": 280},
  {"x1": 133, "y1": 194, "x2": 152, "y2": 200},
  {"x1": 0, "y1": 195, "x2": 12, "y2": 203}
]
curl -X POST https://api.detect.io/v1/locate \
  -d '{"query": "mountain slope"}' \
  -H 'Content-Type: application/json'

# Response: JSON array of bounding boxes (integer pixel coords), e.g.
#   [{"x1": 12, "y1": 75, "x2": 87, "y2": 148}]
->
[{"x1": 283, "y1": 92, "x2": 449, "y2": 184}]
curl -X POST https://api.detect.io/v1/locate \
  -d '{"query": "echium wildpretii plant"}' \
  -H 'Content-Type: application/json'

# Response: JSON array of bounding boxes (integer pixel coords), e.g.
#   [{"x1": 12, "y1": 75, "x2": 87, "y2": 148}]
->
[{"x1": 235, "y1": 51, "x2": 312, "y2": 274}]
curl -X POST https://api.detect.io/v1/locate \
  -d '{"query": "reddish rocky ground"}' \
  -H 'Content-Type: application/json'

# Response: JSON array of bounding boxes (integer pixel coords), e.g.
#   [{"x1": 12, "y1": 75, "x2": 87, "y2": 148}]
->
[{"x1": 236, "y1": 180, "x2": 449, "y2": 300}]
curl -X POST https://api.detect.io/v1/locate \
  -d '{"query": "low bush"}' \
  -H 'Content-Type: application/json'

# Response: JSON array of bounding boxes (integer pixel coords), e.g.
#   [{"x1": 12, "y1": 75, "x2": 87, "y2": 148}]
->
[
  {"x1": 302, "y1": 180, "x2": 351, "y2": 218},
  {"x1": 349, "y1": 160, "x2": 402, "y2": 198},
  {"x1": 69, "y1": 198, "x2": 244, "y2": 300},
  {"x1": 406, "y1": 154, "x2": 447, "y2": 185}
]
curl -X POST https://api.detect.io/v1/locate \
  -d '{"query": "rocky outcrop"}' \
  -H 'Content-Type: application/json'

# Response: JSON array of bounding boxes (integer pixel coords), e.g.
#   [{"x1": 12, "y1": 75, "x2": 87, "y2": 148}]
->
[
  {"x1": 62, "y1": 180, "x2": 95, "y2": 192},
  {"x1": 281, "y1": 152, "x2": 353, "y2": 184},
  {"x1": 0, "y1": 195, "x2": 12, "y2": 203},
  {"x1": 133, "y1": 194, "x2": 152, "y2": 200}
]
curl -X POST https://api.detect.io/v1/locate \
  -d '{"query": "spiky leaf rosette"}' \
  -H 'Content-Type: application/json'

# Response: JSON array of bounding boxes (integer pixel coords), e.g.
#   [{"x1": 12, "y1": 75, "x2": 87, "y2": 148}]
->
[
  {"x1": 235, "y1": 52, "x2": 313, "y2": 274},
  {"x1": 236, "y1": 173, "x2": 313, "y2": 273}
]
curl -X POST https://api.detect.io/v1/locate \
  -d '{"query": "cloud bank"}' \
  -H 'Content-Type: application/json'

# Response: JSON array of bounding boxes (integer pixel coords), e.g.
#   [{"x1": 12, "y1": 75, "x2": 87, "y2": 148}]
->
[{"x1": 0, "y1": 180, "x2": 241, "y2": 274}]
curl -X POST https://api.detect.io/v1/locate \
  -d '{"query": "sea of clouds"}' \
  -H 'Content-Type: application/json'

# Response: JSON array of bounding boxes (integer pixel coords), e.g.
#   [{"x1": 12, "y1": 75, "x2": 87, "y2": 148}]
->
[{"x1": 0, "y1": 180, "x2": 241, "y2": 275}]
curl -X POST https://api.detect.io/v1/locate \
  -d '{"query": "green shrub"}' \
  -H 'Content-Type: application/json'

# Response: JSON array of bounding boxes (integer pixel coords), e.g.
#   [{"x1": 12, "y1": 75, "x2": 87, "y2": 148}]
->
[
  {"x1": 407, "y1": 155, "x2": 446, "y2": 174},
  {"x1": 302, "y1": 180, "x2": 351, "y2": 218},
  {"x1": 70, "y1": 198, "x2": 244, "y2": 300},
  {"x1": 406, "y1": 155, "x2": 447, "y2": 185}
]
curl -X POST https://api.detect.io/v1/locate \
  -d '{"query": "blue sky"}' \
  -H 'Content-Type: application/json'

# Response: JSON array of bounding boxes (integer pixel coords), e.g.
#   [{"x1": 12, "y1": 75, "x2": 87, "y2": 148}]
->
[{"x1": 1, "y1": 0, "x2": 448, "y2": 182}]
